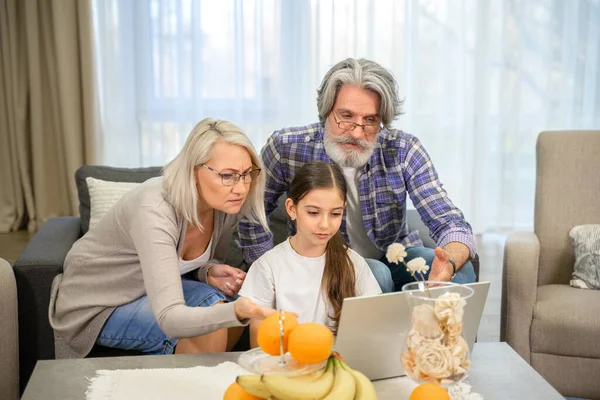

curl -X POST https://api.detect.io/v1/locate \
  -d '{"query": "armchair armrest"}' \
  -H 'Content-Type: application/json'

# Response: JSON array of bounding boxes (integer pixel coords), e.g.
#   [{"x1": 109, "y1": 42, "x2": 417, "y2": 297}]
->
[
  {"x1": 500, "y1": 231, "x2": 540, "y2": 363},
  {"x1": 12, "y1": 216, "x2": 81, "y2": 392},
  {"x1": 14, "y1": 216, "x2": 81, "y2": 268},
  {"x1": 0, "y1": 258, "x2": 19, "y2": 400}
]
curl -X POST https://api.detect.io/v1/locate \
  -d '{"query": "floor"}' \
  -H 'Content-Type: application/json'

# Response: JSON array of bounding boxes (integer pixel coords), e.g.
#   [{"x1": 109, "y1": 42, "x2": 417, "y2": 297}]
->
[{"x1": 0, "y1": 230, "x2": 33, "y2": 265}]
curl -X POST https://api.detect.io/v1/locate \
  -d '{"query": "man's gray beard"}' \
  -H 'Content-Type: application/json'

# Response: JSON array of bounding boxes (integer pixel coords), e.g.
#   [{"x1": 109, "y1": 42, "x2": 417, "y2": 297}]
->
[{"x1": 323, "y1": 123, "x2": 376, "y2": 168}]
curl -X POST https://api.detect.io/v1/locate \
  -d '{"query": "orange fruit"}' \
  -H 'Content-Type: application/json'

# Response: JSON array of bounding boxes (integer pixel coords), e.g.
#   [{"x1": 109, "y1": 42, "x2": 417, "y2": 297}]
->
[
  {"x1": 409, "y1": 383, "x2": 450, "y2": 400},
  {"x1": 288, "y1": 323, "x2": 334, "y2": 364},
  {"x1": 223, "y1": 382, "x2": 264, "y2": 400},
  {"x1": 257, "y1": 311, "x2": 298, "y2": 356}
]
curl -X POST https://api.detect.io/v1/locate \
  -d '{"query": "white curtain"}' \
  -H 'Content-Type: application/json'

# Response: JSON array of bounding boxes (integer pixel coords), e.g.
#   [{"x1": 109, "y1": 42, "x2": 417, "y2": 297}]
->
[{"x1": 91, "y1": 0, "x2": 600, "y2": 233}]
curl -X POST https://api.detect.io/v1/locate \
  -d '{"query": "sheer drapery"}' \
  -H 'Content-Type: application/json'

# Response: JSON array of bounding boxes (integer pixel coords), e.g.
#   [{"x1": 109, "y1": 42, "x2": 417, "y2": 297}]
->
[{"x1": 92, "y1": 0, "x2": 600, "y2": 233}]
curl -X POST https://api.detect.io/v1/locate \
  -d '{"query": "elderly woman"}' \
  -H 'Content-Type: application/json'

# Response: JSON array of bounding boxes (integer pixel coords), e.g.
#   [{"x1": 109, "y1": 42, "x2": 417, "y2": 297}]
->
[{"x1": 49, "y1": 118, "x2": 273, "y2": 358}]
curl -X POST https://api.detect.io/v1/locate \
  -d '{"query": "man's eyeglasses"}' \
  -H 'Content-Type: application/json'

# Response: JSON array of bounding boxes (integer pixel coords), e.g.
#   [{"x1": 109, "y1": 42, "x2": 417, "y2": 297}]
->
[
  {"x1": 200, "y1": 164, "x2": 262, "y2": 186},
  {"x1": 332, "y1": 111, "x2": 382, "y2": 135}
]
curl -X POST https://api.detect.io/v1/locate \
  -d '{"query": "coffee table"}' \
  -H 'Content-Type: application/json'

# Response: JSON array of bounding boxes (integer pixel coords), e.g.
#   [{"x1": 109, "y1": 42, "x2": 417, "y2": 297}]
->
[{"x1": 22, "y1": 342, "x2": 563, "y2": 399}]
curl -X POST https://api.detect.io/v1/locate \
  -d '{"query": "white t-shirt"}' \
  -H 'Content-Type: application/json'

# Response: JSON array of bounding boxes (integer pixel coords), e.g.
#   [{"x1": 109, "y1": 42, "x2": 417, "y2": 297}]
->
[
  {"x1": 239, "y1": 238, "x2": 382, "y2": 328},
  {"x1": 342, "y1": 167, "x2": 384, "y2": 260},
  {"x1": 178, "y1": 235, "x2": 213, "y2": 275}
]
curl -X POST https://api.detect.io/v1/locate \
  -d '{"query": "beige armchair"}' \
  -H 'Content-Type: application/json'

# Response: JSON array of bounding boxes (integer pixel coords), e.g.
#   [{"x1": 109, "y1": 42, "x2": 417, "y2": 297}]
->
[
  {"x1": 501, "y1": 130, "x2": 600, "y2": 399},
  {"x1": 0, "y1": 257, "x2": 19, "y2": 400}
]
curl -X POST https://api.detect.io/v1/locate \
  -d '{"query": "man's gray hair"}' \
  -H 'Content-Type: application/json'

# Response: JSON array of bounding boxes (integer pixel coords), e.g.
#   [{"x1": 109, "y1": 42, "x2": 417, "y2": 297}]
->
[{"x1": 317, "y1": 58, "x2": 403, "y2": 128}]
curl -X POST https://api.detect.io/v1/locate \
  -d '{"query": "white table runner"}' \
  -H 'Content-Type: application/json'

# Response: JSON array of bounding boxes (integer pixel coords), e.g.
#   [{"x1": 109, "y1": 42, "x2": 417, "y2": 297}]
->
[
  {"x1": 85, "y1": 361, "x2": 482, "y2": 400},
  {"x1": 85, "y1": 361, "x2": 249, "y2": 400}
]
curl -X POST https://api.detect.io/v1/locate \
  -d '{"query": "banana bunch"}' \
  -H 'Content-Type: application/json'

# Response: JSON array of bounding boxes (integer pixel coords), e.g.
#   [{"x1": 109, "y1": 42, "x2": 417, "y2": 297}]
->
[{"x1": 236, "y1": 353, "x2": 377, "y2": 400}]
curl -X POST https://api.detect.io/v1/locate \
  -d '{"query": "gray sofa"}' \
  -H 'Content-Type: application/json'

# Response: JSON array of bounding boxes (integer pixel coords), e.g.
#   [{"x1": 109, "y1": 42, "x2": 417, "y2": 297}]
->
[
  {"x1": 501, "y1": 130, "x2": 600, "y2": 399},
  {"x1": 13, "y1": 165, "x2": 478, "y2": 392}
]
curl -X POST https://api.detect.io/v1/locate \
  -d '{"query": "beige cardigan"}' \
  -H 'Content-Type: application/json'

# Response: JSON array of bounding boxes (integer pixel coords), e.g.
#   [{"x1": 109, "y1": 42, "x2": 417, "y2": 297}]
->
[{"x1": 49, "y1": 177, "x2": 245, "y2": 359}]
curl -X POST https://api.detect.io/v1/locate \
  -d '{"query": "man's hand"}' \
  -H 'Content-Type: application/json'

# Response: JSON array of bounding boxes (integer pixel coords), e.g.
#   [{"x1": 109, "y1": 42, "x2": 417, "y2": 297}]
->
[
  {"x1": 428, "y1": 247, "x2": 454, "y2": 282},
  {"x1": 234, "y1": 297, "x2": 276, "y2": 320},
  {"x1": 207, "y1": 264, "x2": 246, "y2": 297}
]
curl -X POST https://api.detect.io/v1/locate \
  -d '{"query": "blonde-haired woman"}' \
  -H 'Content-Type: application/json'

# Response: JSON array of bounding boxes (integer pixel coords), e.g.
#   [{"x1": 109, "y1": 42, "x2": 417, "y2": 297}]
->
[{"x1": 49, "y1": 118, "x2": 274, "y2": 358}]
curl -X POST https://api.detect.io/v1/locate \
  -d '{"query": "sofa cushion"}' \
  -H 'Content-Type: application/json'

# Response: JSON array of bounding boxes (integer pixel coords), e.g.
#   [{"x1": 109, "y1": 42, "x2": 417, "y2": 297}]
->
[
  {"x1": 75, "y1": 166, "x2": 162, "y2": 234},
  {"x1": 531, "y1": 284, "x2": 600, "y2": 359},
  {"x1": 569, "y1": 224, "x2": 600, "y2": 289},
  {"x1": 86, "y1": 177, "x2": 141, "y2": 230}
]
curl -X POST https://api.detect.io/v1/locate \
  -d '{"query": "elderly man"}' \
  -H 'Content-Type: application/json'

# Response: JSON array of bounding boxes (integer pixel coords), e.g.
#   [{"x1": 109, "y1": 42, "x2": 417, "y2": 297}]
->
[{"x1": 238, "y1": 58, "x2": 476, "y2": 292}]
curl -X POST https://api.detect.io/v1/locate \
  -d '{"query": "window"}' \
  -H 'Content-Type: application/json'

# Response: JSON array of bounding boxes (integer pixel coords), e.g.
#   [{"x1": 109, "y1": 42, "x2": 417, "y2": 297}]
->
[{"x1": 92, "y1": 0, "x2": 600, "y2": 232}]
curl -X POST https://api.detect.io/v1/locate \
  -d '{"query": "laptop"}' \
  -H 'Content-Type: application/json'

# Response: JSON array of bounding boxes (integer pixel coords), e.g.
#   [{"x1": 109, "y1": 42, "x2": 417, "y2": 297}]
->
[{"x1": 333, "y1": 281, "x2": 490, "y2": 380}]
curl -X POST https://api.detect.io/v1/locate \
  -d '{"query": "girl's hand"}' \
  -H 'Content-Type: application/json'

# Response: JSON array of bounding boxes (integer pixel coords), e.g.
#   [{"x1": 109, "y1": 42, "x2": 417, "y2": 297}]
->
[
  {"x1": 207, "y1": 264, "x2": 246, "y2": 296},
  {"x1": 234, "y1": 297, "x2": 276, "y2": 320}
]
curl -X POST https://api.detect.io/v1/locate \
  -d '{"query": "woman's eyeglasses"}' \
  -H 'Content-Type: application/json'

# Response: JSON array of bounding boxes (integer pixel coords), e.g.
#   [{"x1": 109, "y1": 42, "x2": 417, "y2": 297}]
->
[{"x1": 200, "y1": 164, "x2": 262, "y2": 186}]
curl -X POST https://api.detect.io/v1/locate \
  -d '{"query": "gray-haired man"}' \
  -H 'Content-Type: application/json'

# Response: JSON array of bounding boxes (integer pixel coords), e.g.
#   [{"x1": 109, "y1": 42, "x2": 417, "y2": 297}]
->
[{"x1": 239, "y1": 58, "x2": 476, "y2": 292}]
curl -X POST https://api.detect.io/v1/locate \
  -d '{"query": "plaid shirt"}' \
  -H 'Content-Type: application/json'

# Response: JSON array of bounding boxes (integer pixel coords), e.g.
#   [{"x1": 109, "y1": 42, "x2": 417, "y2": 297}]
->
[{"x1": 238, "y1": 123, "x2": 476, "y2": 264}]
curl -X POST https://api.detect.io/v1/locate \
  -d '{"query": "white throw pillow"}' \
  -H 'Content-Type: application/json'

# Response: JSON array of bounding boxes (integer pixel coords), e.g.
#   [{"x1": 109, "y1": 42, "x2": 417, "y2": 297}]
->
[
  {"x1": 569, "y1": 224, "x2": 600, "y2": 290},
  {"x1": 86, "y1": 177, "x2": 140, "y2": 230}
]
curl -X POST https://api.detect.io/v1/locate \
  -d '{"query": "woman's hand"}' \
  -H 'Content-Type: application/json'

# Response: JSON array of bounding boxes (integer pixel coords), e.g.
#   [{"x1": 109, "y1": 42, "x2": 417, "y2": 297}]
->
[
  {"x1": 234, "y1": 297, "x2": 276, "y2": 320},
  {"x1": 207, "y1": 264, "x2": 246, "y2": 297}
]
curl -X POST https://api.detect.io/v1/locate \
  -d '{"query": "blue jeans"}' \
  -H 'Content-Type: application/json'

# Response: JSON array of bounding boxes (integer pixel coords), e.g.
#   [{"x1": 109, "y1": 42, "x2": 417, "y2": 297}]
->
[
  {"x1": 366, "y1": 246, "x2": 476, "y2": 293},
  {"x1": 96, "y1": 276, "x2": 227, "y2": 355}
]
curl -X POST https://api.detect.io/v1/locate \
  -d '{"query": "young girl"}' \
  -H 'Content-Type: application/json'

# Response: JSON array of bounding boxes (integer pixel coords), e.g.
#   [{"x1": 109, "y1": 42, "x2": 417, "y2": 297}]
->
[{"x1": 239, "y1": 161, "x2": 381, "y2": 344}]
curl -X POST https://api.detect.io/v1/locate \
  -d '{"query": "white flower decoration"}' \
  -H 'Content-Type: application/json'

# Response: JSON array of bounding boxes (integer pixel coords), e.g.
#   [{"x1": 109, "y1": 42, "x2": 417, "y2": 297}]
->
[
  {"x1": 434, "y1": 292, "x2": 466, "y2": 325},
  {"x1": 411, "y1": 304, "x2": 443, "y2": 339},
  {"x1": 406, "y1": 257, "x2": 429, "y2": 275},
  {"x1": 449, "y1": 335, "x2": 469, "y2": 375},
  {"x1": 406, "y1": 328, "x2": 442, "y2": 351},
  {"x1": 443, "y1": 321, "x2": 463, "y2": 338},
  {"x1": 386, "y1": 243, "x2": 407, "y2": 264},
  {"x1": 414, "y1": 341, "x2": 454, "y2": 379}
]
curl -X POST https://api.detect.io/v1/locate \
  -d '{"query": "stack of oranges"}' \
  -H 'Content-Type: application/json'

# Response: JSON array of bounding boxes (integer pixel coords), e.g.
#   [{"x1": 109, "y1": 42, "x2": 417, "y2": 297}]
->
[
  {"x1": 224, "y1": 314, "x2": 335, "y2": 400},
  {"x1": 257, "y1": 312, "x2": 334, "y2": 365}
]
